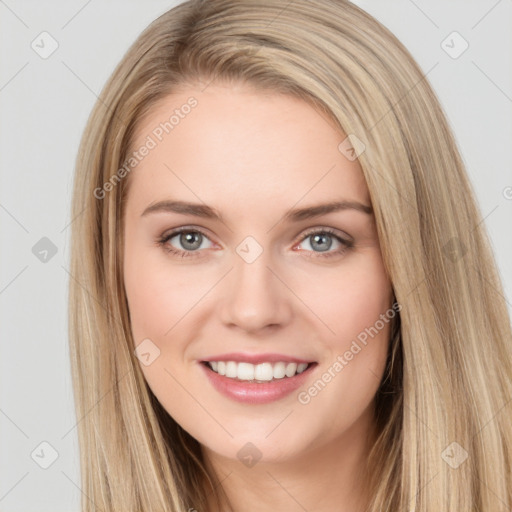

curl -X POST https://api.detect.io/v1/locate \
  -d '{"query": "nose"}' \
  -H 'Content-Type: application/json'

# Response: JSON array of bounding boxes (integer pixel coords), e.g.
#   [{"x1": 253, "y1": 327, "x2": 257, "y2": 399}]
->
[{"x1": 219, "y1": 247, "x2": 293, "y2": 334}]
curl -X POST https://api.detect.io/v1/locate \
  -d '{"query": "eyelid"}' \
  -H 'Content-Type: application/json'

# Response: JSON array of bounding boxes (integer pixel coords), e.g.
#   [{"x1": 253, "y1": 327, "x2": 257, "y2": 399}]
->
[{"x1": 160, "y1": 225, "x2": 215, "y2": 241}]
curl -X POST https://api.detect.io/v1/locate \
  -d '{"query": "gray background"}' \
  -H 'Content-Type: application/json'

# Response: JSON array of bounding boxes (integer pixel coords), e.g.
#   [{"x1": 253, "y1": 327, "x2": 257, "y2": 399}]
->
[{"x1": 1, "y1": 1, "x2": 511, "y2": 510}]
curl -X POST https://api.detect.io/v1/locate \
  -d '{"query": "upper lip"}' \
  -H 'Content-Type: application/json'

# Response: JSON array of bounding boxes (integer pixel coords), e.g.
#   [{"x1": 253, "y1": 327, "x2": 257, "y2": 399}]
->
[{"x1": 201, "y1": 352, "x2": 315, "y2": 365}]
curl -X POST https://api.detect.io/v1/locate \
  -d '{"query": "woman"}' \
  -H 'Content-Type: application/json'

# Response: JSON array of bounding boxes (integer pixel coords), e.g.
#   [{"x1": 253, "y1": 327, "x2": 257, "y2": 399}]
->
[{"x1": 68, "y1": 0, "x2": 512, "y2": 510}]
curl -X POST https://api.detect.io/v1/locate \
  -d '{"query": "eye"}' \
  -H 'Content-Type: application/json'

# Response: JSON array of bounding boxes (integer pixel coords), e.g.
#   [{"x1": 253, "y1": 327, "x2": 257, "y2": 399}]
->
[
  {"x1": 157, "y1": 227, "x2": 214, "y2": 258},
  {"x1": 294, "y1": 228, "x2": 353, "y2": 259}
]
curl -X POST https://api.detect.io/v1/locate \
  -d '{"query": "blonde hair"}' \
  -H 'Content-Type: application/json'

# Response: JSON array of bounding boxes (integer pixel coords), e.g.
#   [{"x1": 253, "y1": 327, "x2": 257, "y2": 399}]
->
[{"x1": 68, "y1": 0, "x2": 512, "y2": 510}]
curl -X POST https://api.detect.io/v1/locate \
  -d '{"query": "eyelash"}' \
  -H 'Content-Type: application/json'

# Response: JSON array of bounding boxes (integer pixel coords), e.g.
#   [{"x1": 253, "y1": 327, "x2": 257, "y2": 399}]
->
[{"x1": 156, "y1": 226, "x2": 354, "y2": 260}]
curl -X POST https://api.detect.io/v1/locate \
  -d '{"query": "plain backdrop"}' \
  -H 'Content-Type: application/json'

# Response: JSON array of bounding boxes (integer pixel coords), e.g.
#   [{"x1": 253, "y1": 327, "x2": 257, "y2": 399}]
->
[{"x1": 1, "y1": 1, "x2": 511, "y2": 510}]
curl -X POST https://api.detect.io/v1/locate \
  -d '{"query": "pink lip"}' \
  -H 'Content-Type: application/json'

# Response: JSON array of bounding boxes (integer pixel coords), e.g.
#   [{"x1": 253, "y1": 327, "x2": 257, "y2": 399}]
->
[
  {"x1": 201, "y1": 352, "x2": 314, "y2": 365},
  {"x1": 199, "y1": 361, "x2": 318, "y2": 404}
]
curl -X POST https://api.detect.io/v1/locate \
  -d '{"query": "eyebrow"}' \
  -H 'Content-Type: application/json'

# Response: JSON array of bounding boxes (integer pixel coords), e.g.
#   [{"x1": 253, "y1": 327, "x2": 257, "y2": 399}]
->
[{"x1": 141, "y1": 199, "x2": 372, "y2": 222}]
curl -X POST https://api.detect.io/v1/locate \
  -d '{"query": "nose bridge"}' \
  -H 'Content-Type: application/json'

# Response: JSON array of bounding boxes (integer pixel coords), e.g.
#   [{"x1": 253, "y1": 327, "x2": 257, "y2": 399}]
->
[{"x1": 219, "y1": 236, "x2": 292, "y2": 331}]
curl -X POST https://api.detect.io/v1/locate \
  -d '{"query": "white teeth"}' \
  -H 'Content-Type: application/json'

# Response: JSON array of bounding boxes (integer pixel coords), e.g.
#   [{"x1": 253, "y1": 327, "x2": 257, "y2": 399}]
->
[
  {"x1": 225, "y1": 361, "x2": 237, "y2": 378},
  {"x1": 206, "y1": 360, "x2": 311, "y2": 381},
  {"x1": 254, "y1": 362, "x2": 273, "y2": 381},
  {"x1": 237, "y1": 362, "x2": 255, "y2": 380},
  {"x1": 273, "y1": 362, "x2": 286, "y2": 379},
  {"x1": 297, "y1": 363, "x2": 308, "y2": 374},
  {"x1": 285, "y1": 362, "x2": 297, "y2": 377}
]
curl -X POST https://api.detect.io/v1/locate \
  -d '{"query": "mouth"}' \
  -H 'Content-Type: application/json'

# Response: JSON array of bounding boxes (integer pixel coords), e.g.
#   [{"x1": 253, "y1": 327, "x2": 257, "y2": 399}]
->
[
  {"x1": 200, "y1": 360, "x2": 318, "y2": 383},
  {"x1": 199, "y1": 358, "x2": 318, "y2": 404},
  {"x1": 198, "y1": 352, "x2": 319, "y2": 404}
]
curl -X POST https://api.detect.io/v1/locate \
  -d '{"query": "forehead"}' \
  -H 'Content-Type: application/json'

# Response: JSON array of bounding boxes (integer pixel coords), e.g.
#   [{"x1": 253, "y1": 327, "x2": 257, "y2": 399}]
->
[{"x1": 125, "y1": 83, "x2": 369, "y2": 215}]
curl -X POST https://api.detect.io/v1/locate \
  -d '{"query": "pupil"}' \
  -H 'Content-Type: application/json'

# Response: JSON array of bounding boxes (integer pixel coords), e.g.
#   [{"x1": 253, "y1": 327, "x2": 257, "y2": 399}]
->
[
  {"x1": 312, "y1": 233, "x2": 331, "y2": 252},
  {"x1": 181, "y1": 232, "x2": 201, "y2": 250}
]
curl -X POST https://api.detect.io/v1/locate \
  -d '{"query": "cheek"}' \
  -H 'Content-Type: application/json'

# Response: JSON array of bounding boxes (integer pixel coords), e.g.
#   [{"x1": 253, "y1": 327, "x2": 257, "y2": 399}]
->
[
  {"x1": 295, "y1": 251, "x2": 393, "y2": 409},
  {"x1": 303, "y1": 250, "x2": 392, "y2": 345},
  {"x1": 124, "y1": 244, "x2": 208, "y2": 345},
  {"x1": 123, "y1": 243, "x2": 218, "y2": 402},
  {"x1": 125, "y1": 270, "x2": 175, "y2": 342},
  {"x1": 123, "y1": 251, "x2": 199, "y2": 406}
]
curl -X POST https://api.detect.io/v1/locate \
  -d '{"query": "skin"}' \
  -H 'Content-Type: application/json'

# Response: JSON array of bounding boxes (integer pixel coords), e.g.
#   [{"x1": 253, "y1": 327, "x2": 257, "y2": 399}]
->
[{"x1": 123, "y1": 81, "x2": 393, "y2": 512}]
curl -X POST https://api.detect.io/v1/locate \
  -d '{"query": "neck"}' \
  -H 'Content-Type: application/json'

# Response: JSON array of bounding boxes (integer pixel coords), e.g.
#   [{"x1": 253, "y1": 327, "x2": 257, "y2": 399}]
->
[{"x1": 201, "y1": 404, "x2": 378, "y2": 512}]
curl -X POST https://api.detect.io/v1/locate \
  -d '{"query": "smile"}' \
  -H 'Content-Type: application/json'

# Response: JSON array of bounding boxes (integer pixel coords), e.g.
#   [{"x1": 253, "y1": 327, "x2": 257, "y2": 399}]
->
[
  {"x1": 200, "y1": 360, "x2": 318, "y2": 404},
  {"x1": 204, "y1": 360, "x2": 310, "y2": 382}
]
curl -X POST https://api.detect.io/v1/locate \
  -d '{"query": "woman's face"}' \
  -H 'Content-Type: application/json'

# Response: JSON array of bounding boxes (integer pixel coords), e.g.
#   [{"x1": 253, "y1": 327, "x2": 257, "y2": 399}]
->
[{"x1": 123, "y1": 82, "x2": 393, "y2": 465}]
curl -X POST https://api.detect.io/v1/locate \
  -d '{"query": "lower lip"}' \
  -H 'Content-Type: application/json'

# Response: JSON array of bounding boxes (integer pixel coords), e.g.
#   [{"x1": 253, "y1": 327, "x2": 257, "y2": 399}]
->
[{"x1": 199, "y1": 362, "x2": 317, "y2": 404}]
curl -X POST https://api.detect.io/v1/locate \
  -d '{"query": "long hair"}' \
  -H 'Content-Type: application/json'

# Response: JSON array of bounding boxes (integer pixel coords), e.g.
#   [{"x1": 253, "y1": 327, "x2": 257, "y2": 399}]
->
[{"x1": 68, "y1": 0, "x2": 512, "y2": 510}]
